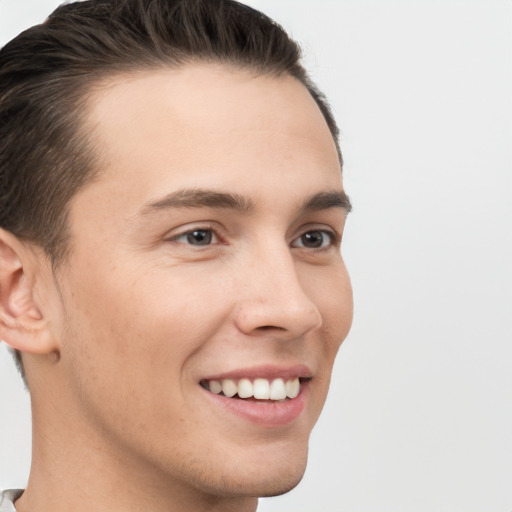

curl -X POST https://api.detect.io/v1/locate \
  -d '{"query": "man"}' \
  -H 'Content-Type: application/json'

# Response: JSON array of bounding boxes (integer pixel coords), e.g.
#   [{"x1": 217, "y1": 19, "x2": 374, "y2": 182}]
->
[{"x1": 0, "y1": 0, "x2": 353, "y2": 510}]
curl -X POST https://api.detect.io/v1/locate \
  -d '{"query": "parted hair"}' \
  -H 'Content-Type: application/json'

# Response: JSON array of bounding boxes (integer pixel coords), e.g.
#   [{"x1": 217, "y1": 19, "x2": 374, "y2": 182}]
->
[{"x1": 0, "y1": 0, "x2": 341, "y2": 378}]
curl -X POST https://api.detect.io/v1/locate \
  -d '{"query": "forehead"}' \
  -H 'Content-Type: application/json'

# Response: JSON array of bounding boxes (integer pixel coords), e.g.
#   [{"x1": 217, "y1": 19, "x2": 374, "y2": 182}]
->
[{"x1": 78, "y1": 65, "x2": 342, "y2": 216}]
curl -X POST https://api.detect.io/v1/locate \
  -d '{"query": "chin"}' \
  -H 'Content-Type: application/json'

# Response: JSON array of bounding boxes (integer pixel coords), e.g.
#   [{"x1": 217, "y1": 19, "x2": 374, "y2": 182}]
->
[
  {"x1": 206, "y1": 446, "x2": 309, "y2": 499},
  {"x1": 256, "y1": 469, "x2": 306, "y2": 498},
  {"x1": 206, "y1": 466, "x2": 306, "y2": 499},
  {"x1": 172, "y1": 439, "x2": 308, "y2": 501}
]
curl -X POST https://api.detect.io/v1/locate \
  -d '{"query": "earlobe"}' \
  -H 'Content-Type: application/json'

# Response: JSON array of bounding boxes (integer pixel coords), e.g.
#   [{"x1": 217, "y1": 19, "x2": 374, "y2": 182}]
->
[{"x1": 0, "y1": 228, "x2": 56, "y2": 354}]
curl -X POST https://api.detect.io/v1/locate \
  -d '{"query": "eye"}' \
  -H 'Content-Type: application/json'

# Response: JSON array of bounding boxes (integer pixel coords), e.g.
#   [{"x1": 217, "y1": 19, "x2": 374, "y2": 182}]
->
[
  {"x1": 170, "y1": 228, "x2": 218, "y2": 246},
  {"x1": 291, "y1": 230, "x2": 334, "y2": 249}
]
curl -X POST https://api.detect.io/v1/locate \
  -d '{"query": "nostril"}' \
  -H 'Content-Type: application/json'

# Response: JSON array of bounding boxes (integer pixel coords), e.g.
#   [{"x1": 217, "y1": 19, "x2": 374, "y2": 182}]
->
[{"x1": 234, "y1": 297, "x2": 321, "y2": 338}]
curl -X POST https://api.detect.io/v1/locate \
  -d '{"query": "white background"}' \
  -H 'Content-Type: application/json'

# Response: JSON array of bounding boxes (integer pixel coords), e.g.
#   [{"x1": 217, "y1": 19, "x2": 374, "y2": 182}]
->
[{"x1": 1, "y1": 1, "x2": 511, "y2": 511}]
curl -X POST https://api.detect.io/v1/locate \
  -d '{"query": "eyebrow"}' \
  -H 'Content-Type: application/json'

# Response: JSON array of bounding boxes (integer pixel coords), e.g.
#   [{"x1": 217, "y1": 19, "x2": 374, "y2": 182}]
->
[
  {"x1": 300, "y1": 190, "x2": 352, "y2": 215},
  {"x1": 141, "y1": 188, "x2": 352, "y2": 215},
  {"x1": 141, "y1": 188, "x2": 255, "y2": 214}
]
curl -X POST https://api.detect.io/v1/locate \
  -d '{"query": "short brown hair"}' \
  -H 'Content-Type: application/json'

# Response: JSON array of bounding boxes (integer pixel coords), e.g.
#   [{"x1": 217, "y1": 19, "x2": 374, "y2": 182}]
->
[{"x1": 0, "y1": 0, "x2": 342, "y2": 377}]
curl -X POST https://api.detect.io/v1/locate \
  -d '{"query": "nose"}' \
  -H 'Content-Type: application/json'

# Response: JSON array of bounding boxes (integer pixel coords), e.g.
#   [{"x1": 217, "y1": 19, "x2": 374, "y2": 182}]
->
[{"x1": 234, "y1": 243, "x2": 323, "y2": 340}]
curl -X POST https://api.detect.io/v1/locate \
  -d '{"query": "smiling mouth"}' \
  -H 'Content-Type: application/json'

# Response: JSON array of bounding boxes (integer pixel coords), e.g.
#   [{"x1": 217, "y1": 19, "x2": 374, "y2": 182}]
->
[{"x1": 200, "y1": 377, "x2": 311, "y2": 402}]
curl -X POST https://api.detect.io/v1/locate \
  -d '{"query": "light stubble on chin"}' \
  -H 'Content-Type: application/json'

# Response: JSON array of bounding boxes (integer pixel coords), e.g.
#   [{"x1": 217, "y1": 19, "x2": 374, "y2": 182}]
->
[{"x1": 181, "y1": 449, "x2": 309, "y2": 500}]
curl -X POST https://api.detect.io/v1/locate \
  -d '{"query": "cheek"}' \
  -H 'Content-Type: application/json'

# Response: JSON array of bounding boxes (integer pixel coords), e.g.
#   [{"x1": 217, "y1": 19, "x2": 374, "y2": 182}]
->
[
  {"x1": 301, "y1": 264, "x2": 352, "y2": 414},
  {"x1": 60, "y1": 260, "x2": 231, "y2": 386},
  {"x1": 57, "y1": 263, "x2": 233, "y2": 450},
  {"x1": 308, "y1": 263, "x2": 353, "y2": 355},
  {"x1": 330, "y1": 270, "x2": 353, "y2": 349}
]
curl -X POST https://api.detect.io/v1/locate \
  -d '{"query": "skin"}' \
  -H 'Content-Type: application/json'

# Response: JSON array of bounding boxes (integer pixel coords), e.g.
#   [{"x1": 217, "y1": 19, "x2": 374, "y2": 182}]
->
[{"x1": 1, "y1": 65, "x2": 353, "y2": 512}]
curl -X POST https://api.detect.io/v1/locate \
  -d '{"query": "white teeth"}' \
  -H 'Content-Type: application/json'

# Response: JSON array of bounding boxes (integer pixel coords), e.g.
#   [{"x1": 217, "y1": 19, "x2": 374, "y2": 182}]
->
[
  {"x1": 206, "y1": 377, "x2": 302, "y2": 400},
  {"x1": 221, "y1": 379, "x2": 238, "y2": 398},
  {"x1": 286, "y1": 378, "x2": 300, "y2": 399},
  {"x1": 237, "y1": 378, "x2": 253, "y2": 399},
  {"x1": 209, "y1": 380, "x2": 222, "y2": 394},
  {"x1": 269, "y1": 378, "x2": 286, "y2": 400},
  {"x1": 253, "y1": 378, "x2": 270, "y2": 399}
]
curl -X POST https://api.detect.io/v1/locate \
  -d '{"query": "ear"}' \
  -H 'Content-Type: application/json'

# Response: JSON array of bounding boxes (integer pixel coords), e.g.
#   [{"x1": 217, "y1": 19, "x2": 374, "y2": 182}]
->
[{"x1": 0, "y1": 228, "x2": 57, "y2": 354}]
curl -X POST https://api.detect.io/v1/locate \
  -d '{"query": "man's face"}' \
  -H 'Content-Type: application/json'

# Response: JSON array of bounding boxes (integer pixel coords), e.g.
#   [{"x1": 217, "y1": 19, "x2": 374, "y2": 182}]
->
[{"x1": 49, "y1": 65, "x2": 352, "y2": 498}]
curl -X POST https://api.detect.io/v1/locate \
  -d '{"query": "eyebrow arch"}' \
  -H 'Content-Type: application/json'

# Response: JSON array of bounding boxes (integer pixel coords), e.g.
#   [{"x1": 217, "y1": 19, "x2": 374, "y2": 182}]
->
[
  {"x1": 300, "y1": 190, "x2": 352, "y2": 215},
  {"x1": 141, "y1": 188, "x2": 352, "y2": 216},
  {"x1": 141, "y1": 188, "x2": 255, "y2": 214}
]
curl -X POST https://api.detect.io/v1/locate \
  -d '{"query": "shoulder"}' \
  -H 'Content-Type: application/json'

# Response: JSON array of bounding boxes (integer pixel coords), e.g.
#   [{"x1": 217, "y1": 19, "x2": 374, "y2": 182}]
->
[{"x1": 0, "y1": 490, "x2": 23, "y2": 512}]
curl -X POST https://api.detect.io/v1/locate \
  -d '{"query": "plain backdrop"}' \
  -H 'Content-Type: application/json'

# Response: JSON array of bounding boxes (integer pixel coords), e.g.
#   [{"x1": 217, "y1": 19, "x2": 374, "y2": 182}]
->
[{"x1": 1, "y1": 1, "x2": 511, "y2": 511}]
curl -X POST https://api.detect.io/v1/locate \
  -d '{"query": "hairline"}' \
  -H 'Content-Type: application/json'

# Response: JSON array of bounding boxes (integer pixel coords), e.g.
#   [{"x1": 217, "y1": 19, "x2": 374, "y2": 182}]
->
[{"x1": 51, "y1": 60, "x2": 344, "y2": 269}]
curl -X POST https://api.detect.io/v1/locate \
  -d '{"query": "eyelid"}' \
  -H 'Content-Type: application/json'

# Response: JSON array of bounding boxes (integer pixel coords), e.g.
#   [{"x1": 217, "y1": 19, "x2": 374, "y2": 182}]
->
[
  {"x1": 290, "y1": 229, "x2": 338, "y2": 249},
  {"x1": 292, "y1": 222, "x2": 342, "y2": 245},
  {"x1": 164, "y1": 222, "x2": 343, "y2": 249},
  {"x1": 165, "y1": 223, "x2": 223, "y2": 245}
]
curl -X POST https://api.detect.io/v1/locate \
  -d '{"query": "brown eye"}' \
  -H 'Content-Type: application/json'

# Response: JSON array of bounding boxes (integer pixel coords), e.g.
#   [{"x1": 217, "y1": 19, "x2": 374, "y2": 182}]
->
[{"x1": 292, "y1": 230, "x2": 333, "y2": 249}]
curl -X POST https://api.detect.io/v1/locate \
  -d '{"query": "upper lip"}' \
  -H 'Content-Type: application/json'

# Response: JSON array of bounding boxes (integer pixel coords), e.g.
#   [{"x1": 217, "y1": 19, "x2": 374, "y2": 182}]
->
[{"x1": 201, "y1": 364, "x2": 313, "y2": 382}]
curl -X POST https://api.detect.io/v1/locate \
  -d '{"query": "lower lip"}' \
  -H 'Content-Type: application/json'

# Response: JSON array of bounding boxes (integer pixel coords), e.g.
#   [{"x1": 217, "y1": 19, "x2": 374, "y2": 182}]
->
[{"x1": 201, "y1": 384, "x2": 308, "y2": 427}]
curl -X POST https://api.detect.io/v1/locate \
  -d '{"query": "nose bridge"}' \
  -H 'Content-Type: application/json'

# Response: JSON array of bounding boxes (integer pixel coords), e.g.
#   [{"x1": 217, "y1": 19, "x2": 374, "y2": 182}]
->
[{"x1": 235, "y1": 237, "x2": 322, "y2": 337}]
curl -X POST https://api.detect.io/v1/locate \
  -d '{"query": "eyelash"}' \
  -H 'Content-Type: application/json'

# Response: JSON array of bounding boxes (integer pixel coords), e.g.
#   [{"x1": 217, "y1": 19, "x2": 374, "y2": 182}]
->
[
  {"x1": 168, "y1": 225, "x2": 340, "y2": 251},
  {"x1": 168, "y1": 225, "x2": 222, "y2": 247},
  {"x1": 291, "y1": 230, "x2": 338, "y2": 250}
]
